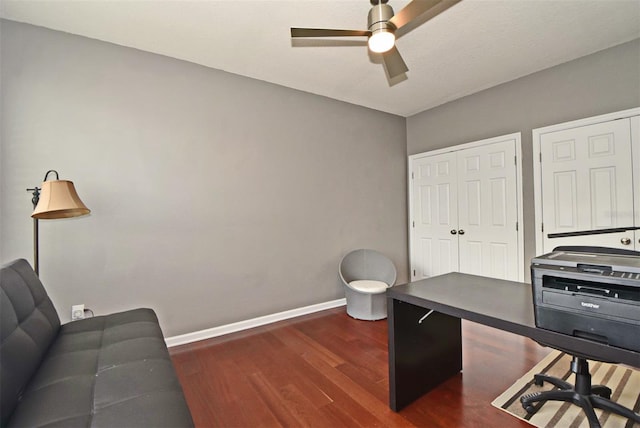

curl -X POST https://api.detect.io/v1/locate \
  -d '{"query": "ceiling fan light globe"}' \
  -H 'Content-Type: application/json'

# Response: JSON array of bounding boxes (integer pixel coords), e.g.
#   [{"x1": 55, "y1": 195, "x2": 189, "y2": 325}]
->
[{"x1": 368, "y1": 31, "x2": 395, "y2": 53}]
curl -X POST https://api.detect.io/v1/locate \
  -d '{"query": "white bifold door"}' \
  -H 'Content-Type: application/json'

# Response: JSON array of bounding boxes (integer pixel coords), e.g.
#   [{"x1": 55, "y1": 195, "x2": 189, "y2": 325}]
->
[
  {"x1": 536, "y1": 115, "x2": 639, "y2": 253},
  {"x1": 409, "y1": 135, "x2": 522, "y2": 282}
]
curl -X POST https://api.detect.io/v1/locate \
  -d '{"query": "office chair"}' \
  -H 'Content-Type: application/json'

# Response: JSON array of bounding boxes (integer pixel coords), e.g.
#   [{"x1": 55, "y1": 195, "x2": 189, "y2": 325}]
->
[{"x1": 521, "y1": 246, "x2": 640, "y2": 428}]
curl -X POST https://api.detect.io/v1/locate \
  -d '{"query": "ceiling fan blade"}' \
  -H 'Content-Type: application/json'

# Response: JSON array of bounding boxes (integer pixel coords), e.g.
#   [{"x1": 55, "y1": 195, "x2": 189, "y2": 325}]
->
[
  {"x1": 382, "y1": 46, "x2": 408, "y2": 79},
  {"x1": 291, "y1": 28, "x2": 371, "y2": 38},
  {"x1": 389, "y1": 0, "x2": 462, "y2": 31}
]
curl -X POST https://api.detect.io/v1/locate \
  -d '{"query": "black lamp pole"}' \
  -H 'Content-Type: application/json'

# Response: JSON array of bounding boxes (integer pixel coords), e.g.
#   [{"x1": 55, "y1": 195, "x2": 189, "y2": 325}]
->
[
  {"x1": 26, "y1": 170, "x2": 59, "y2": 276},
  {"x1": 26, "y1": 187, "x2": 41, "y2": 275}
]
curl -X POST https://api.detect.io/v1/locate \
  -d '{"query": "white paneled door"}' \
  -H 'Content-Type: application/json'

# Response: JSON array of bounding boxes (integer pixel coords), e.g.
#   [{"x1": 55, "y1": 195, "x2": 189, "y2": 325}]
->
[
  {"x1": 410, "y1": 135, "x2": 521, "y2": 282},
  {"x1": 457, "y1": 141, "x2": 518, "y2": 280},
  {"x1": 411, "y1": 152, "x2": 459, "y2": 279},
  {"x1": 539, "y1": 118, "x2": 636, "y2": 253}
]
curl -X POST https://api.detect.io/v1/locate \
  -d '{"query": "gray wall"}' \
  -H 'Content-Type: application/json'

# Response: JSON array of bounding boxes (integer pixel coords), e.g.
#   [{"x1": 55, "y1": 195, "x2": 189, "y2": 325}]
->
[
  {"x1": 0, "y1": 20, "x2": 408, "y2": 336},
  {"x1": 407, "y1": 39, "x2": 640, "y2": 279}
]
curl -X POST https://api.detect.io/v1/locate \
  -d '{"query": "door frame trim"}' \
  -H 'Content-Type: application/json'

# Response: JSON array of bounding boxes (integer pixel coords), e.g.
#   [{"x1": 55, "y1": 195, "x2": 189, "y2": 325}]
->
[
  {"x1": 632, "y1": 116, "x2": 640, "y2": 248},
  {"x1": 532, "y1": 107, "x2": 640, "y2": 256},
  {"x1": 408, "y1": 132, "x2": 524, "y2": 282}
]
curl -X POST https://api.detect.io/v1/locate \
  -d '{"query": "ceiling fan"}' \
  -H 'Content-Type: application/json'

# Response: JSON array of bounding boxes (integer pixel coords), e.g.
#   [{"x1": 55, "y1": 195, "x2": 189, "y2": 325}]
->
[{"x1": 291, "y1": 0, "x2": 462, "y2": 80}]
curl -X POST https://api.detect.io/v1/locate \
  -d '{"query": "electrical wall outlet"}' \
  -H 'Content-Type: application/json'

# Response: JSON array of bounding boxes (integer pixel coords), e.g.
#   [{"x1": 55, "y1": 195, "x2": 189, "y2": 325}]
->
[{"x1": 71, "y1": 304, "x2": 85, "y2": 321}]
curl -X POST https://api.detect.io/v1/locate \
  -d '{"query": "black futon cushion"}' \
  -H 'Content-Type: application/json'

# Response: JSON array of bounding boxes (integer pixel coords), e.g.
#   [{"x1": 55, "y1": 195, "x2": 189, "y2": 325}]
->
[{"x1": 1, "y1": 259, "x2": 194, "y2": 427}]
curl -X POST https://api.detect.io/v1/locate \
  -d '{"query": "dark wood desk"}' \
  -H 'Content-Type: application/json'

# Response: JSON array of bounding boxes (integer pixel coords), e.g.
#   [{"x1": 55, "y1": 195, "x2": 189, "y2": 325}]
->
[{"x1": 387, "y1": 272, "x2": 640, "y2": 411}]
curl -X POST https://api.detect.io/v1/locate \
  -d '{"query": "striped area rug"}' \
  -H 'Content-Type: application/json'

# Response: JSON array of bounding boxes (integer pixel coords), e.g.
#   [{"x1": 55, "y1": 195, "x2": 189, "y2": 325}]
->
[{"x1": 492, "y1": 350, "x2": 640, "y2": 427}]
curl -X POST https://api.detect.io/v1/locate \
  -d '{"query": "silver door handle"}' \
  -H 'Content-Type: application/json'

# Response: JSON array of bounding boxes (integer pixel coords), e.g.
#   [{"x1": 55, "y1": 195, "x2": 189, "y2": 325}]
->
[
  {"x1": 621, "y1": 237, "x2": 631, "y2": 245},
  {"x1": 458, "y1": 229, "x2": 465, "y2": 235}
]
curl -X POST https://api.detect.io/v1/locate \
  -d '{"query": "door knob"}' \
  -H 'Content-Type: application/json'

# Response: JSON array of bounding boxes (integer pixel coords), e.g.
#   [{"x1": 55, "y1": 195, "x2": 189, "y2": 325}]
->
[
  {"x1": 458, "y1": 230, "x2": 465, "y2": 235},
  {"x1": 450, "y1": 229, "x2": 457, "y2": 235},
  {"x1": 621, "y1": 237, "x2": 631, "y2": 245}
]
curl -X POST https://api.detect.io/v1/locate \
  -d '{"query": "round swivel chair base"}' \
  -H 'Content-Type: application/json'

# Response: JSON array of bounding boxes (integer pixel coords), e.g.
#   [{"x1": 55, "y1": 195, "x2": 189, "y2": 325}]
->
[{"x1": 344, "y1": 286, "x2": 387, "y2": 321}]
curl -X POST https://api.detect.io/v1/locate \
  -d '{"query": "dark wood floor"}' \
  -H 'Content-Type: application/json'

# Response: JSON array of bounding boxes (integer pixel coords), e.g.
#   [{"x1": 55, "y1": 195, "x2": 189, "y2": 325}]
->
[{"x1": 170, "y1": 307, "x2": 551, "y2": 427}]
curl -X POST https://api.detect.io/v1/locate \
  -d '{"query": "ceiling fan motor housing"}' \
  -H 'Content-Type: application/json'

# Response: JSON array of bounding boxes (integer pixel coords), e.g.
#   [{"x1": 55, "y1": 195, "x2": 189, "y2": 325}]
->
[{"x1": 368, "y1": 3, "x2": 396, "y2": 34}]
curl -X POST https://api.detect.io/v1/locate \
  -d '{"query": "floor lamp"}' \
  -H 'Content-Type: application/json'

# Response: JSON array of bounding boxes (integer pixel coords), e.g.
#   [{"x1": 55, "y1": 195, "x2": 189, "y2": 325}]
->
[{"x1": 26, "y1": 170, "x2": 91, "y2": 275}]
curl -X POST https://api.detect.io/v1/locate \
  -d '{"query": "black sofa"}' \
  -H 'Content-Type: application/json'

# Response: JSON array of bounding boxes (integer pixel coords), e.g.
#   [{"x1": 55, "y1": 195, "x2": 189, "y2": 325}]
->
[{"x1": 0, "y1": 259, "x2": 194, "y2": 427}]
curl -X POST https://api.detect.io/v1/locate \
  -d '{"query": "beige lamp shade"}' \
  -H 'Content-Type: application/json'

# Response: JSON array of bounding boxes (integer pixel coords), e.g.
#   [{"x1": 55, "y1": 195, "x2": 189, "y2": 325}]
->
[{"x1": 31, "y1": 180, "x2": 91, "y2": 219}]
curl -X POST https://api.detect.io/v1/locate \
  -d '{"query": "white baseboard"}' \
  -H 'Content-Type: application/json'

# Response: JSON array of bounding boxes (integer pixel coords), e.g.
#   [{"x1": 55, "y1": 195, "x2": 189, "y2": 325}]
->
[{"x1": 165, "y1": 298, "x2": 346, "y2": 348}]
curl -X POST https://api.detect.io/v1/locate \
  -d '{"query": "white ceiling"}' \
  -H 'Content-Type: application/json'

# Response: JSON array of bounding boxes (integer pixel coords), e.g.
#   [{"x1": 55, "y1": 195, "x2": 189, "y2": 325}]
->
[{"x1": 2, "y1": 0, "x2": 639, "y2": 117}]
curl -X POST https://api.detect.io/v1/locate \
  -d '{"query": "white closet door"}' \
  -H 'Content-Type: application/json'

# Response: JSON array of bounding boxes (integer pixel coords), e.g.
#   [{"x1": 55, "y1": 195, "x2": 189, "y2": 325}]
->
[
  {"x1": 540, "y1": 119, "x2": 635, "y2": 253},
  {"x1": 409, "y1": 135, "x2": 521, "y2": 281},
  {"x1": 410, "y1": 152, "x2": 459, "y2": 279},
  {"x1": 457, "y1": 140, "x2": 518, "y2": 280}
]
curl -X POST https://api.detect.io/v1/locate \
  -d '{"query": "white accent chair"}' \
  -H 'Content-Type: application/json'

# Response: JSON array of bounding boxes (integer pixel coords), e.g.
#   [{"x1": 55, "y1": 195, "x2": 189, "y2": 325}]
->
[{"x1": 339, "y1": 249, "x2": 397, "y2": 320}]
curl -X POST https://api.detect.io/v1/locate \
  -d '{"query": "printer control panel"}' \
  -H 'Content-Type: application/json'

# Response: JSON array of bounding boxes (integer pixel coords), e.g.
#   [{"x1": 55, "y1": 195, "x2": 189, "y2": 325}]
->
[
  {"x1": 603, "y1": 271, "x2": 640, "y2": 280},
  {"x1": 553, "y1": 264, "x2": 640, "y2": 281}
]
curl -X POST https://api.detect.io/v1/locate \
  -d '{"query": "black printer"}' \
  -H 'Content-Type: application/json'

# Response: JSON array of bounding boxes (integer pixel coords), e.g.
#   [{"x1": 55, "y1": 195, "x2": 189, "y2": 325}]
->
[{"x1": 531, "y1": 249, "x2": 640, "y2": 353}]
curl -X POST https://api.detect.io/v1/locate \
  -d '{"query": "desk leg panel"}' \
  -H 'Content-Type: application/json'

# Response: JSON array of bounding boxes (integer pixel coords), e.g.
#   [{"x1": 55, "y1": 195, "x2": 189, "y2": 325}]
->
[{"x1": 388, "y1": 298, "x2": 463, "y2": 411}]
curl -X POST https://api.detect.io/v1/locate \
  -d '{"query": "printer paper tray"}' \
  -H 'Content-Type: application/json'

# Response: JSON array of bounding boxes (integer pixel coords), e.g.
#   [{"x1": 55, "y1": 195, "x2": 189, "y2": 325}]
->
[{"x1": 542, "y1": 290, "x2": 640, "y2": 321}]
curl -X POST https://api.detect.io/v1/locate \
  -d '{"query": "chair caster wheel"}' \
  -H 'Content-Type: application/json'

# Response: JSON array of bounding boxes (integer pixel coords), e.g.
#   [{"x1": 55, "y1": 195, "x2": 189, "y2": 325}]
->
[{"x1": 520, "y1": 392, "x2": 540, "y2": 414}]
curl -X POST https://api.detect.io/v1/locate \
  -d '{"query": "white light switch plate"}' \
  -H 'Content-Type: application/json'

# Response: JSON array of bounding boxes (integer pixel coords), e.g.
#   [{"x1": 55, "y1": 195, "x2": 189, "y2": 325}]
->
[{"x1": 71, "y1": 304, "x2": 85, "y2": 320}]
